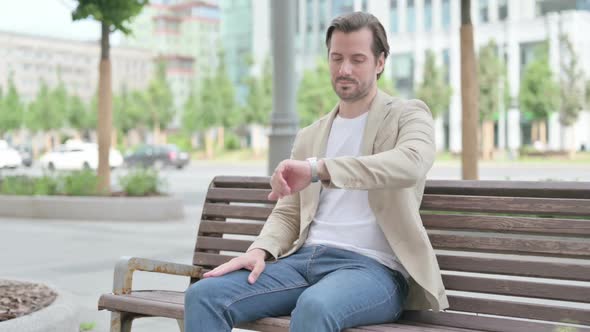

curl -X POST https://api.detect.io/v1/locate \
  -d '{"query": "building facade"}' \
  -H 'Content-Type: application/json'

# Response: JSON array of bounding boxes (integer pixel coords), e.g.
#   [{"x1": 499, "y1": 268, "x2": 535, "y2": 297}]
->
[
  {"x1": 0, "y1": 30, "x2": 152, "y2": 103},
  {"x1": 296, "y1": 0, "x2": 590, "y2": 152},
  {"x1": 122, "y1": 0, "x2": 221, "y2": 127}
]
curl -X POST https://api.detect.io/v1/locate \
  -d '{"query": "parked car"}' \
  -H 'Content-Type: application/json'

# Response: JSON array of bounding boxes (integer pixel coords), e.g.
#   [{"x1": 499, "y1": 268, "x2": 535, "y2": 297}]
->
[
  {"x1": 0, "y1": 140, "x2": 22, "y2": 169},
  {"x1": 39, "y1": 140, "x2": 123, "y2": 171},
  {"x1": 124, "y1": 144, "x2": 190, "y2": 170},
  {"x1": 13, "y1": 144, "x2": 33, "y2": 167}
]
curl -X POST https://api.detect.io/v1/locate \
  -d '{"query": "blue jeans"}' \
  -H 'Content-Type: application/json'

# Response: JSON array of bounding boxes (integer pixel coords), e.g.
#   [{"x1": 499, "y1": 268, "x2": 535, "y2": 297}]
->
[{"x1": 184, "y1": 245, "x2": 409, "y2": 332}]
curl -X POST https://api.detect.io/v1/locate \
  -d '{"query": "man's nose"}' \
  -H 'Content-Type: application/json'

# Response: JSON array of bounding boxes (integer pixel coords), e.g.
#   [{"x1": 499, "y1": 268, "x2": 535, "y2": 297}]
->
[{"x1": 338, "y1": 61, "x2": 352, "y2": 76}]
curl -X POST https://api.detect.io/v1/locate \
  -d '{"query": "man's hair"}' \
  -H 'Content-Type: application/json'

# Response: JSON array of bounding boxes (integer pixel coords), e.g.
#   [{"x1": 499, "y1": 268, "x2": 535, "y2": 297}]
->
[{"x1": 325, "y1": 12, "x2": 389, "y2": 79}]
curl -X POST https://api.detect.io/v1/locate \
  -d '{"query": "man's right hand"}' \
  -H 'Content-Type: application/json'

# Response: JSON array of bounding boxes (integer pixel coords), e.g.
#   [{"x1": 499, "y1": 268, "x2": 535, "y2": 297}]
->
[{"x1": 202, "y1": 248, "x2": 268, "y2": 284}]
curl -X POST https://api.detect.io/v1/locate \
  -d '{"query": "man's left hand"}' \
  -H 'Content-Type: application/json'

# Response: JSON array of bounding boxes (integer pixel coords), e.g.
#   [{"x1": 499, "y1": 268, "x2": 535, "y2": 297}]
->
[{"x1": 268, "y1": 159, "x2": 312, "y2": 201}]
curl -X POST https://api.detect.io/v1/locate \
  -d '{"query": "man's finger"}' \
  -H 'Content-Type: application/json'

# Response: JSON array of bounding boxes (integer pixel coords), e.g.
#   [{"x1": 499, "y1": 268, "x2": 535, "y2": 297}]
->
[
  {"x1": 248, "y1": 261, "x2": 265, "y2": 284},
  {"x1": 204, "y1": 260, "x2": 241, "y2": 278}
]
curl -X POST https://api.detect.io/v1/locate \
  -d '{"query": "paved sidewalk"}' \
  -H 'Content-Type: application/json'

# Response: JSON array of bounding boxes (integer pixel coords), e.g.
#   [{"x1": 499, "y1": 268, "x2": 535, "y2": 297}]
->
[{"x1": 0, "y1": 206, "x2": 252, "y2": 332}]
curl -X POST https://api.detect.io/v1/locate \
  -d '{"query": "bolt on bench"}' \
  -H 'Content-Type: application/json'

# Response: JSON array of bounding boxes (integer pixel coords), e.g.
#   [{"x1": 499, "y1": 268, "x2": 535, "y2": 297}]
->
[{"x1": 99, "y1": 176, "x2": 590, "y2": 332}]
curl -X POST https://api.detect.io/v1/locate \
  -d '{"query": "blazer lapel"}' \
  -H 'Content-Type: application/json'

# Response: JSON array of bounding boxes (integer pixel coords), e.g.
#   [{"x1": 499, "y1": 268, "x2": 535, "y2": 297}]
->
[{"x1": 360, "y1": 90, "x2": 393, "y2": 156}]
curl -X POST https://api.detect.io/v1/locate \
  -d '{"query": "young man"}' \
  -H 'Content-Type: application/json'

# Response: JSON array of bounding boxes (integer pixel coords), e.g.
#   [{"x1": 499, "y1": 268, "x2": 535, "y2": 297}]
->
[{"x1": 184, "y1": 12, "x2": 448, "y2": 332}]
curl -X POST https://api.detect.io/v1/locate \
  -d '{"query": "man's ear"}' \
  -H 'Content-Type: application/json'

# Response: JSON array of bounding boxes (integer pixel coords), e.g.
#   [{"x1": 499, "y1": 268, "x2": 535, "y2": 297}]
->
[{"x1": 376, "y1": 52, "x2": 385, "y2": 74}]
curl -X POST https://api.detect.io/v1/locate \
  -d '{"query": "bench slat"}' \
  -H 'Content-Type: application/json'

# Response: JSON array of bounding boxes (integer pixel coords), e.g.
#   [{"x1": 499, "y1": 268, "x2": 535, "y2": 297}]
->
[
  {"x1": 401, "y1": 310, "x2": 590, "y2": 332},
  {"x1": 437, "y1": 253, "x2": 590, "y2": 281},
  {"x1": 194, "y1": 252, "x2": 235, "y2": 267},
  {"x1": 442, "y1": 274, "x2": 590, "y2": 303},
  {"x1": 422, "y1": 214, "x2": 590, "y2": 236},
  {"x1": 448, "y1": 294, "x2": 590, "y2": 325},
  {"x1": 428, "y1": 233, "x2": 590, "y2": 258},
  {"x1": 421, "y1": 195, "x2": 590, "y2": 217},
  {"x1": 206, "y1": 188, "x2": 272, "y2": 204},
  {"x1": 202, "y1": 203, "x2": 272, "y2": 221},
  {"x1": 196, "y1": 236, "x2": 252, "y2": 252},
  {"x1": 198, "y1": 221, "x2": 264, "y2": 236},
  {"x1": 213, "y1": 176, "x2": 271, "y2": 189},
  {"x1": 424, "y1": 180, "x2": 590, "y2": 199}
]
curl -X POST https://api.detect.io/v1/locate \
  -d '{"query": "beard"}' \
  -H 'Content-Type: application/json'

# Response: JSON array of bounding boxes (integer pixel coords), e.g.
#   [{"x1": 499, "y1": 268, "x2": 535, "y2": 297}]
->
[{"x1": 331, "y1": 76, "x2": 373, "y2": 102}]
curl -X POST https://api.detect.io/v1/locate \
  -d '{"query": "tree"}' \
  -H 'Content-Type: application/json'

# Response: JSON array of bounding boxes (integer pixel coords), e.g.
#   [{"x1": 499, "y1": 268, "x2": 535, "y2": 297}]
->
[
  {"x1": 242, "y1": 57, "x2": 272, "y2": 126},
  {"x1": 477, "y1": 40, "x2": 505, "y2": 160},
  {"x1": 113, "y1": 86, "x2": 146, "y2": 146},
  {"x1": 183, "y1": 82, "x2": 217, "y2": 158},
  {"x1": 460, "y1": 0, "x2": 479, "y2": 179},
  {"x1": 27, "y1": 80, "x2": 64, "y2": 152},
  {"x1": 72, "y1": 0, "x2": 147, "y2": 193},
  {"x1": 377, "y1": 76, "x2": 396, "y2": 96},
  {"x1": 519, "y1": 42, "x2": 559, "y2": 149},
  {"x1": 558, "y1": 34, "x2": 584, "y2": 155},
  {"x1": 416, "y1": 51, "x2": 452, "y2": 120},
  {"x1": 144, "y1": 61, "x2": 175, "y2": 144},
  {"x1": 297, "y1": 58, "x2": 339, "y2": 127},
  {"x1": 68, "y1": 94, "x2": 96, "y2": 139},
  {"x1": 0, "y1": 75, "x2": 24, "y2": 137}
]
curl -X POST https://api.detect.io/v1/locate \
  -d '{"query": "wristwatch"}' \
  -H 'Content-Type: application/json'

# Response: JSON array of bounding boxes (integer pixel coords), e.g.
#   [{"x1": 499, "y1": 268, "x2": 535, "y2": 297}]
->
[{"x1": 306, "y1": 157, "x2": 320, "y2": 183}]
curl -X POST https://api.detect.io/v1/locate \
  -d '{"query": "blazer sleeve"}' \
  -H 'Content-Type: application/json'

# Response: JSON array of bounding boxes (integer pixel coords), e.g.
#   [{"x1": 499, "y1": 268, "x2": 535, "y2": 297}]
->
[
  {"x1": 321, "y1": 99, "x2": 435, "y2": 190},
  {"x1": 247, "y1": 132, "x2": 302, "y2": 260}
]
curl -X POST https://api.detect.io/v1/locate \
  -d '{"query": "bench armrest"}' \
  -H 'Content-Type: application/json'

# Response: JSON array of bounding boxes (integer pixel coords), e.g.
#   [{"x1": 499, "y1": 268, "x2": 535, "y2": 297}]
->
[{"x1": 113, "y1": 256, "x2": 203, "y2": 295}]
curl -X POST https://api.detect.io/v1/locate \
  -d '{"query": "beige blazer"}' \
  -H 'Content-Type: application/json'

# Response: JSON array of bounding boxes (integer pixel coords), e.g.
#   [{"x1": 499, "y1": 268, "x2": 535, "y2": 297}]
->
[{"x1": 248, "y1": 90, "x2": 449, "y2": 312}]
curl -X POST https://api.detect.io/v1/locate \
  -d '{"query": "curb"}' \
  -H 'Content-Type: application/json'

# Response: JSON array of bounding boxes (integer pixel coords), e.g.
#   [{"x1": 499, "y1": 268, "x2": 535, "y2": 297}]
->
[
  {"x1": 0, "y1": 281, "x2": 79, "y2": 332},
  {"x1": 0, "y1": 195, "x2": 184, "y2": 221}
]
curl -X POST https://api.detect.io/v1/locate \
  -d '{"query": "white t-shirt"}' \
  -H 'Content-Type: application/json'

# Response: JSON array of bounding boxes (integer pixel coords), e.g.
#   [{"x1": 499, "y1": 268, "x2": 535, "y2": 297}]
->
[{"x1": 304, "y1": 112, "x2": 410, "y2": 279}]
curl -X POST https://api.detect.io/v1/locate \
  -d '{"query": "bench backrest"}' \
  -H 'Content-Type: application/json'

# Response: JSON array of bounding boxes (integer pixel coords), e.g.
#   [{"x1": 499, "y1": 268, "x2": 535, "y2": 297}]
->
[{"x1": 193, "y1": 176, "x2": 590, "y2": 332}]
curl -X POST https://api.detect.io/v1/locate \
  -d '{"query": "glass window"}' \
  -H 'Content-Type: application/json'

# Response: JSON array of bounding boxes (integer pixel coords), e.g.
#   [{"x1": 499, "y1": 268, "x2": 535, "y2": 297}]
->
[
  {"x1": 535, "y1": 0, "x2": 578, "y2": 16},
  {"x1": 424, "y1": 0, "x2": 432, "y2": 31},
  {"x1": 362, "y1": 0, "x2": 368, "y2": 11},
  {"x1": 390, "y1": 0, "x2": 398, "y2": 34},
  {"x1": 306, "y1": 0, "x2": 313, "y2": 33},
  {"x1": 441, "y1": 0, "x2": 451, "y2": 29},
  {"x1": 479, "y1": 0, "x2": 489, "y2": 23},
  {"x1": 407, "y1": 0, "x2": 415, "y2": 32},
  {"x1": 392, "y1": 53, "x2": 414, "y2": 97},
  {"x1": 498, "y1": 0, "x2": 508, "y2": 20},
  {"x1": 442, "y1": 49, "x2": 450, "y2": 83}
]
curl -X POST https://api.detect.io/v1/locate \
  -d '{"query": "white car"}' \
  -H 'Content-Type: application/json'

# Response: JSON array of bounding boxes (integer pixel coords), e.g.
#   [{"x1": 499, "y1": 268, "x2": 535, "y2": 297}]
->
[
  {"x1": 40, "y1": 140, "x2": 123, "y2": 171},
  {"x1": 0, "y1": 140, "x2": 22, "y2": 169}
]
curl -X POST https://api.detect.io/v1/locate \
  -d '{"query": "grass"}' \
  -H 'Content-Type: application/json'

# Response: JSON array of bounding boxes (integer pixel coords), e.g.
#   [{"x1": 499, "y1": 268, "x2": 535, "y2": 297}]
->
[{"x1": 79, "y1": 322, "x2": 96, "y2": 331}]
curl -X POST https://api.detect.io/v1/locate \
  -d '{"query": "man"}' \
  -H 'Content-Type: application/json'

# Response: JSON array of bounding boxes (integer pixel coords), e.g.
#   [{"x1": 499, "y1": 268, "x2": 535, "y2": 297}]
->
[{"x1": 185, "y1": 12, "x2": 448, "y2": 332}]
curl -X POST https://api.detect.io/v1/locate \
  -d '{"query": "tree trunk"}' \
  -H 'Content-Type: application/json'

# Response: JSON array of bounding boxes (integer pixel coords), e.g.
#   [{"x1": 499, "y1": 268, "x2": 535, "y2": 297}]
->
[
  {"x1": 153, "y1": 123, "x2": 160, "y2": 145},
  {"x1": 539, "y1": 120, "x2": 547, "y2": 145},
  {"x1": 206, "y1": 128, "x2": 215, "y2": 159},
  {"x1": 111, "y1": 130, "x2": 118, "y2": 149},
  {"x1": 460, "y1": 0, "x2": 479, "y2": 179},
  {"x1": 217, "y1": 126, "x2": 225, "y2": 150},
  {"x1": 531, "y1": 121, "x2": 539, "y2": 144},
  {"x1": 481, "y1": 120, "x2": 495, "y2": 161},
  {"x1": 97, "y1": 22, "x2": 112, "y2": 194}
]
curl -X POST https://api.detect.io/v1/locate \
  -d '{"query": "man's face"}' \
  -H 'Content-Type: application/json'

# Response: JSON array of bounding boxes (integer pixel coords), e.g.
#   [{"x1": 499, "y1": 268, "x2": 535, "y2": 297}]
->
[{"x1": 328, "y1": 27, "x2": 385, "y2": 102}]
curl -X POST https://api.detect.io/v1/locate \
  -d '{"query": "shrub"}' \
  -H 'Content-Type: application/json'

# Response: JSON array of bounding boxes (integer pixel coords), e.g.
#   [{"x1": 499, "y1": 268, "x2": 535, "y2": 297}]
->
[
  {"x1": 0, "y1": 176, "x2": 35, "y2": 195},
  {"x1": 224, "y1": 132, "x2": 241, "y2": 151},
  {"x1": 34, "y1": 176, "x2": 59, "y2": 195},
  {"x1": 118, "y1": 169, "x2": 163, "y2": 196},
  {"x1": 61, "y1": 170, "x2": 99, "y2": 196}
]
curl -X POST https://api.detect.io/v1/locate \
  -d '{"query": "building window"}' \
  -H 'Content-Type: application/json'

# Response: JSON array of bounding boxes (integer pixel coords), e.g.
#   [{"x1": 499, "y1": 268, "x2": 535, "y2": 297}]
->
[
  {"x1": 392, "y1": 53, "x2": 414, "y2": 97},
  {"x1": 407, "y1": 0, "x2": 416, "y2": 32},
  {"x1": 442, "y1": 0, "x2": 451, "y2": 29},
  {"x1": 390, "y1": 0, "x2": 398, "y2": 34},
  {"x1": 424, "y1": 0, "x2": 432, "y2": 31},
  {"x1": 362, "y1": 0, "x2": 368, "y2": 11},
  {"x1": 479, "y1": 0, "x2": 489, "y2": 23},
  {"x1": 442, "y1": 49, "x2": 450, "y2": 83},
  {"x1": 331, "y1": 0, "x2": 354, "y2": 17},
  {"x1": 535, "y1": 0, "x2": 580, "y2": 16},
  {"x1": 498, "y1": 0, "x2": 508, "y2": 20},
  {"x1": 306, "y1": 0, "x2": 313, "y2": 33}
]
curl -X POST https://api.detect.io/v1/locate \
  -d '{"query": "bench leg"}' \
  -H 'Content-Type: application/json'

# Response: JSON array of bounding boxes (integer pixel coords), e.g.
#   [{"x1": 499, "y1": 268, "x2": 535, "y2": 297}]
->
[
  {"x1": 177, "y1": 319, "x2": 185, "y2": 332},
  {"x1": 111, "y1": 312, "x2": 134, "y2": 332}
]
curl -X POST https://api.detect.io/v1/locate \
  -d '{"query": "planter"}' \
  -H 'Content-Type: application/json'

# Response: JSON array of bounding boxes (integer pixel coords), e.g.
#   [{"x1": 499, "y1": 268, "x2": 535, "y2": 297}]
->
[
  {"x1": 0, "y1": 195, "x2": 184, "y2": 221},
  {"x1": 0, "y1": 280, "x2": 78, "y2": 332}
]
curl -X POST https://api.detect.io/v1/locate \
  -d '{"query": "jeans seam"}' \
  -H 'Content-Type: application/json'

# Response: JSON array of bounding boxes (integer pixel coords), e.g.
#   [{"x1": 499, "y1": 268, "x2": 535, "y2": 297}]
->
[
  {"x1": 306, "y1": 246, "x2": 320, "y2": 282},
  {"x1": 223, "y1": 282, "x2": 309, "y2": 311},
  {"x1": 339, "y1": 287, "x2": 398, "y2": 325}
]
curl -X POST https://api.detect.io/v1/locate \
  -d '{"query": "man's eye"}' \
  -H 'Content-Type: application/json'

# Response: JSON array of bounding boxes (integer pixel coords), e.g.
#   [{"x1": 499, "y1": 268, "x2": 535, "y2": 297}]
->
[
  {"x1": 352, "y1": 58, "x2": 364, "y2": 64},
  {"x1": 331, "y1": 57, "x2": 343, "y2": 62}
]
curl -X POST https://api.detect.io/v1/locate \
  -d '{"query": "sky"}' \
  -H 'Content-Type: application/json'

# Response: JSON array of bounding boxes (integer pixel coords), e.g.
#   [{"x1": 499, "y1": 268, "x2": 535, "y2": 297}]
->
[{"x1": 0, "y1": 0, "x2": 121, "y2": 43}]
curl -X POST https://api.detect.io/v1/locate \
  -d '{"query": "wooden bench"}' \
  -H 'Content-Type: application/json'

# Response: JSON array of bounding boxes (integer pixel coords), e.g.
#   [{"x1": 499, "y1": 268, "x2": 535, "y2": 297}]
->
[{"x1": 99, "y1": 176, "x2": 590, "y2": 332}]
